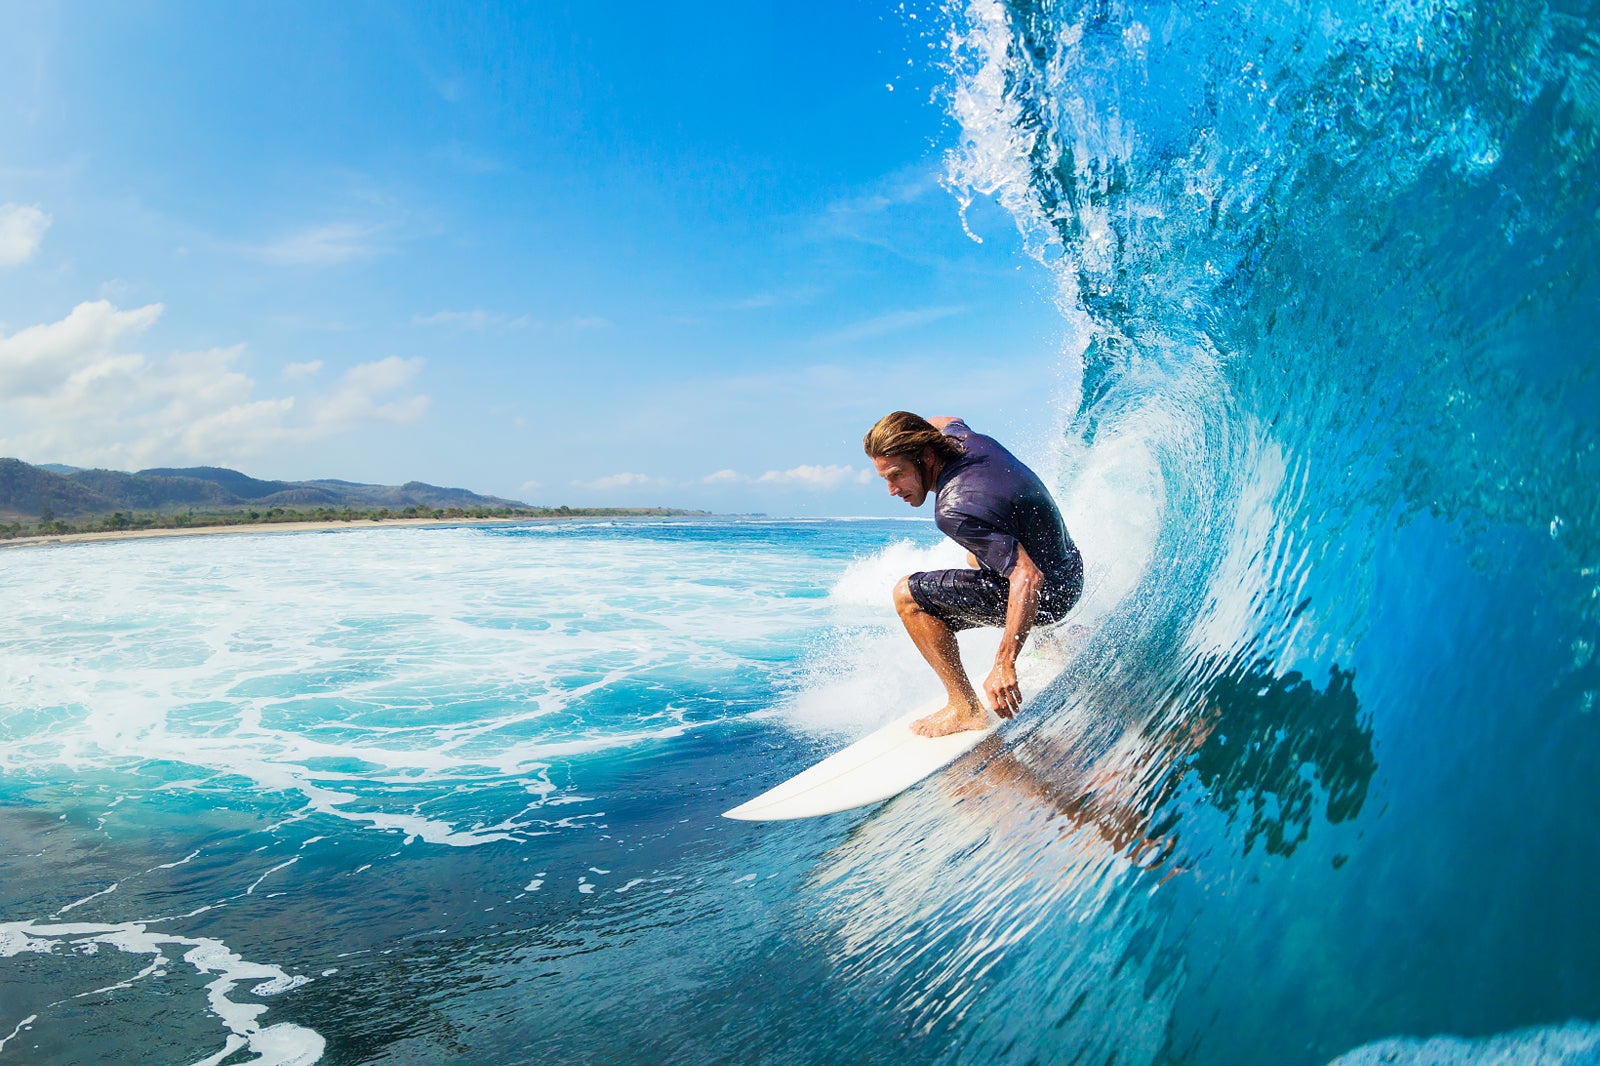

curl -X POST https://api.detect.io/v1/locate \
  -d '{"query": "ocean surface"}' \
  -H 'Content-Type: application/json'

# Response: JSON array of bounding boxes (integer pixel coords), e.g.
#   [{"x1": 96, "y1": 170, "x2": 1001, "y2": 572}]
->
[{"x1": 4, "y1": 0, "x2": 1600, "y2": 1062}]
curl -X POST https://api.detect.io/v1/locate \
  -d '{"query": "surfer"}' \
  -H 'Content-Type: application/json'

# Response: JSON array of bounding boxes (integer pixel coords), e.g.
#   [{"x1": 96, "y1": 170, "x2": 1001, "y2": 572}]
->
[{"x1": 864, "y1": 412, "x2": 1083, "y2": 737}]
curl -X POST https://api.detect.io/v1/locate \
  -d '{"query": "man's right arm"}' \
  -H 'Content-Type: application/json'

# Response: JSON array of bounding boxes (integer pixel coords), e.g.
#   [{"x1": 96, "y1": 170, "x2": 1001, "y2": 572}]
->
[{"x1": 926, "y1": 416, "x2": 961, "y2": 431}]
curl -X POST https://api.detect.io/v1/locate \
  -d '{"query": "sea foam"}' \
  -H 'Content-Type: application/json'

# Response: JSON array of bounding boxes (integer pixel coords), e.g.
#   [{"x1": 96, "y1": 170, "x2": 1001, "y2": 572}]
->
[{"x1": 0, "y1": 523, "x2": 844, "y2": 845}]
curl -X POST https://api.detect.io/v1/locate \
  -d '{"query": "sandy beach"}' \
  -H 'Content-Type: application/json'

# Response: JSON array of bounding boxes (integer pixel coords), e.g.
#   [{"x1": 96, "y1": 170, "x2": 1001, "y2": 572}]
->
[{"x1": 0, "y1": 516, "x2": 532, "y2": 552}]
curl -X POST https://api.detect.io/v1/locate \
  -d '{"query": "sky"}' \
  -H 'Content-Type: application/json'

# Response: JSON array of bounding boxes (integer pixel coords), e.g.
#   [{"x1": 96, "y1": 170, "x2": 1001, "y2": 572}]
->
[{"x1": 0, "y1": 1, "x2": 1068, "y2": 516}]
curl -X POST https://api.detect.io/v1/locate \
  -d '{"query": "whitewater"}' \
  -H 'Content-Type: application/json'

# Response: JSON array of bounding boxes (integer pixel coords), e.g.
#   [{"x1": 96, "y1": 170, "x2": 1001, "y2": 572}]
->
[{"x1": 4, "y1": 0, "x2": 1599, "y2": 1062}]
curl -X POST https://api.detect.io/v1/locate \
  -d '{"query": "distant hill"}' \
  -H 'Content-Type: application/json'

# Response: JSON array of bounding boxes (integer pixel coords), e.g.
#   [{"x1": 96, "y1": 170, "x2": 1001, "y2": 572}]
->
[
  {"x1": 0, "y1": 460, "x2": 121, "y2": 519},
  {"x1": 0, "y1": 459, "x2": 529, "y2": 522}
]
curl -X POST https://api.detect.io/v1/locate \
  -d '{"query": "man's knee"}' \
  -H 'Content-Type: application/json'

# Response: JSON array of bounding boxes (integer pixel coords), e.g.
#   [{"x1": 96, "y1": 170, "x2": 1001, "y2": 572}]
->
[{"x1": 893, "y1": 576, "x2": 920, "y2": 617}]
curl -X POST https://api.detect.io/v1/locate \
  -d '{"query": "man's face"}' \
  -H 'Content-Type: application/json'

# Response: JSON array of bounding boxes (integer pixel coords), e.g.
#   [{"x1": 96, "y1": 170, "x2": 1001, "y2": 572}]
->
[{"x1": 872, "y1": 451, "x2": 932, "y2": 507}]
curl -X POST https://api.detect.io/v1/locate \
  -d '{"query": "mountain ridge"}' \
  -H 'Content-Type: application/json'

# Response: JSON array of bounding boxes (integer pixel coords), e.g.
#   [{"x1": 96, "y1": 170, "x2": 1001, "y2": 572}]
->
[{"x1": 0, "y1": 458, "x2": 530, "y2": 522}]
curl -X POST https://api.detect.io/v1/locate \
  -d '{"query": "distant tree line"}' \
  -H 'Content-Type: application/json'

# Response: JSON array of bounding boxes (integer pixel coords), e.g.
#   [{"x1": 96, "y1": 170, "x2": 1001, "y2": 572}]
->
[{"x1": 1, "y1": 504, "x2": 706, "y2": 540}]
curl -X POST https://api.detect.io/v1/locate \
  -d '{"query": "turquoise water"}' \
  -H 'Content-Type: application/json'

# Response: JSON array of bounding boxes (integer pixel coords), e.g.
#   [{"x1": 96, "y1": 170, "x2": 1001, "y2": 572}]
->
[
  {"x1": 0, "y1": 520, "x2": 1012, "y2": 1064},
  {"x1": 5, "y1": 0, "x2": 1600, "y2": 1060}
]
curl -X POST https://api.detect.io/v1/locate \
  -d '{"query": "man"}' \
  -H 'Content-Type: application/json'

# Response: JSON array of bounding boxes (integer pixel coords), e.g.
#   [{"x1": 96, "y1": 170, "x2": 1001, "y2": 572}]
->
[{"x1": 864, "y1": 411, "x2": 1083, "y2": 737}]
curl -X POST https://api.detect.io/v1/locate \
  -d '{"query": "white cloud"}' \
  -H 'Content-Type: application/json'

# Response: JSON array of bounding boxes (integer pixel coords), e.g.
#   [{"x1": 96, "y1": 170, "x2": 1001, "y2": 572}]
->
[
  {"x1": 0, "y1": 300, "x2": 429, "y2": 469},
  {"x1": 701, "y1": 464, "x2": 873, "y2": 490},
  {"x1": 254, "y1": 223, "x2": 385, "y2": 266},
  {"x1": 308, "y1": 356, "x2": 429, "y2": 433},
  {"x1": 283, "y1": 360, "x2": 323, "y2": 378},
  {"x1": 519, "y1": 479, "x2": 542, "y2": 494},
  {"x1": 755, "y1": 464, "x2": 869, "y2": 490},
  {"x1": 413, "y1": 309, "x2": 531, "y2": 331},
  {"x1": 574, "y1": 472, "x2": 663, "y2": 492},
  {"x1": 0, "y1": 299, "x2": 163, "y2": 398},
  {"x1": 0, "y1": 203, "x2": 51, "y2": 266}
]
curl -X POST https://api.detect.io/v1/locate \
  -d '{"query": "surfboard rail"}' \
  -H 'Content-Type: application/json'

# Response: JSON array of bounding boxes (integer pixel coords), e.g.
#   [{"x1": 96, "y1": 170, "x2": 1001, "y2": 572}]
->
[{"x1": 722, "y1": 699, "x2": 998, "y2": 820}]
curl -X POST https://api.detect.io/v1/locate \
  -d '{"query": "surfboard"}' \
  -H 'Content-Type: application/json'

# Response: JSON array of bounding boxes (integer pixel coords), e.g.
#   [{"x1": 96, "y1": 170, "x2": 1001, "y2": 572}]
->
[
  {"x1": 721, "y1": 698, "x2": 1000, "y2": 821},
  {"x1": 724, "y1": 632, "x2": 1072, "y2": 822}
]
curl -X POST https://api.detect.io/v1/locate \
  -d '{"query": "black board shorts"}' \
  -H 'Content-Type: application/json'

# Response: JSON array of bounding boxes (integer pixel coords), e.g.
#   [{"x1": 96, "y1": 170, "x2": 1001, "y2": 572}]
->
[{"x1": 907, "y1": 563, "x2": 1082, "y2": 633}]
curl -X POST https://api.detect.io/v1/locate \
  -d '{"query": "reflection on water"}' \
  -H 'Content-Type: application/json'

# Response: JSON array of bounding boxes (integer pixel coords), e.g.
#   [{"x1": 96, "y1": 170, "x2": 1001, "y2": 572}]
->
[
  {"x1": 791, "y1": 643, "x2": 1380, "y2": 1063},
  {"x1": 1176, "y1": 659, "x2": 1375, "y2": 859}
]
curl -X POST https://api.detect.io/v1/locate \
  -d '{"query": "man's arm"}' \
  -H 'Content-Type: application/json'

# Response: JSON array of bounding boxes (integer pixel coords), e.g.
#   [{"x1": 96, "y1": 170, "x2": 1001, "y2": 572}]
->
[
  {"x1": 926, "y1": 416, "x2": 960, "y2": 431},
  {"x1": 984, "y1": 543, "x2": 1043, "y2": 718}
]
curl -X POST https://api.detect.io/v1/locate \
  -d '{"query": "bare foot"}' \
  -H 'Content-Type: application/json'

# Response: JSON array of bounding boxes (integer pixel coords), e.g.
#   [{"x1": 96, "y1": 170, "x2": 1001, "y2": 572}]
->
[{"x1": 911, "y1": 700, "x2": 993, "y2": 737}]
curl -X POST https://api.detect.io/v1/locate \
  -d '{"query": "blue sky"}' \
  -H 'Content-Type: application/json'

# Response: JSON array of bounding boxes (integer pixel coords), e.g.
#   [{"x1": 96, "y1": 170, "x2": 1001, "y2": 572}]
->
[{"x1": 0, "y1": 1, "x2": 1065, "y2": 515}]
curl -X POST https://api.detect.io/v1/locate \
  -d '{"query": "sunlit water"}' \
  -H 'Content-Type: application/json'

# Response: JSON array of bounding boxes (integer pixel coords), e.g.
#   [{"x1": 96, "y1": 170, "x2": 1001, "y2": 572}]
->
[
  {"x1": 0, "y1": 519, "x2": 986, "y2": 1064},
  {"x1": 6, "y1": 0, "x2": 1600, "y2": 1060}
]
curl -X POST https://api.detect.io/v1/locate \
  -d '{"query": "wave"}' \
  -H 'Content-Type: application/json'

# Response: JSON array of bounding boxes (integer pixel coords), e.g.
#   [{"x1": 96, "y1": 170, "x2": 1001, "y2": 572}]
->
[
  {"x1": 774, "y1": 0, "x2": 1600, "y2": 1060},
  {"x1": 3, "y1": 2, "x2": 1598, "y2": 1058},
  {"x1": 0, "y1": 524, "x2": 841, "y2": 846}
]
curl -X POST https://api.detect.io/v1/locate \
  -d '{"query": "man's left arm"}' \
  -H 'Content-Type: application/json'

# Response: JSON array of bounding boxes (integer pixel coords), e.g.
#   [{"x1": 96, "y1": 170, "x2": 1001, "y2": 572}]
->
[{"x1": 985, "y1": 543, "x2": 1043, "y2": 718}]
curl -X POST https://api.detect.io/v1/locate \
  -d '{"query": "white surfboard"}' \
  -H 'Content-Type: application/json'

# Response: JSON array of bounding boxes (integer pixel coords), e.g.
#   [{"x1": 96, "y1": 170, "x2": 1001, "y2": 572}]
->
[
  {"x1": 724, "y1": 633, "x2": 1072, "y2": 822},
  {"x1": 722, "y1": 698, "x2": 1000, "y2": 821}
]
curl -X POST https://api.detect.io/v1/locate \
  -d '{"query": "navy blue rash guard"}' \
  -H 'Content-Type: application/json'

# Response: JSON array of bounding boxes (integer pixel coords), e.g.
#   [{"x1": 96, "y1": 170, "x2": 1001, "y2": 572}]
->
[{"x1": 933, "y1": 420, "x2": 1080, "y2": 592}]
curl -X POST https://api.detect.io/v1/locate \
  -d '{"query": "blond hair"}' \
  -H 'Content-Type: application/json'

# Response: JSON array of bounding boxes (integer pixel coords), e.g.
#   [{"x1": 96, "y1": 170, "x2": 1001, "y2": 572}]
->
[{"x1": 863, "y1": 411, "x2": 965, "y2": 464}]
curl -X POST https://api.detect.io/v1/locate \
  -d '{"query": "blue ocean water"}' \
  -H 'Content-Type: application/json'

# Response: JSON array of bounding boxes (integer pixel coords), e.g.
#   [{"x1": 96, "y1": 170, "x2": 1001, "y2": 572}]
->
[
  {"x1": 4, "y1": 0, "x2": 1599, "y2": 1062},
  {"x1": 3, "y1": 519, "x2": 1043, "y2": 1064}
]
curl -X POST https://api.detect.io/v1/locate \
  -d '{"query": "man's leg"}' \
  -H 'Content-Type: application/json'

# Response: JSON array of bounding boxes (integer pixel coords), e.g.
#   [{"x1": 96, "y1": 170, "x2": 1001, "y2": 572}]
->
[{"x1": 894, "y1": 576, "x2": 991, "y2": 736}]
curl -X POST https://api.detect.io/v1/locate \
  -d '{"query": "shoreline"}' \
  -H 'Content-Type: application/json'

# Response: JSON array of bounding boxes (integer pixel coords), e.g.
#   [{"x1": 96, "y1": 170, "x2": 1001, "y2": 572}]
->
[{"x1": 0, "y1": 516, "x2": 567, "y2": 551}]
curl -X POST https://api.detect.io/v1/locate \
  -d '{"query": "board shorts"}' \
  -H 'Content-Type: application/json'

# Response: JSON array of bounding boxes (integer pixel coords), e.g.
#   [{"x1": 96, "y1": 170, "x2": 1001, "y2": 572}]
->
[{"x1": 907, "y1": 561, "x2": 1082, "y2": 633}]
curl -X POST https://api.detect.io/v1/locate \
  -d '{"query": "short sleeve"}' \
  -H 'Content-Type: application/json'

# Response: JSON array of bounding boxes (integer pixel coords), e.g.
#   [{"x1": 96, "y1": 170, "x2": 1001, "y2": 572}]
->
[{"x1": 946, "y1": 509, "x2": 1020, "y2": 575}]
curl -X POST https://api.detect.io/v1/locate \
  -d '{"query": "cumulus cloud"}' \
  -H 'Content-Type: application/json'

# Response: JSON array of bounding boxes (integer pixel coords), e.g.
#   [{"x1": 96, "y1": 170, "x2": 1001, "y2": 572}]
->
[
  {"x1": 0, "y1": 203, "x2": 51, "y2": 266},
  {"x1": 702, "y1": 468, "x2": 745, "y2": 484},
  {"x1": 0, "y1": 300, "x2": 163, "y2": 398},
  {"x1": 0, "y1": 300, "x2": 429, "y2": 469},
  {"x1": 283, "y1": 360, "x2": 323, "y2": 378},
  {"x1": 308, "y1": 356, "x2": 429, "y2": 433}
]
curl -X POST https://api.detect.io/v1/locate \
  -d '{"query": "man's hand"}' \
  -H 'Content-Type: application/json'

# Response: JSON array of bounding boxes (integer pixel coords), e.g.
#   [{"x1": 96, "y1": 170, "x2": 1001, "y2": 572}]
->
[
  {"x1": 988, "y1": 543, "x2": 1043, "y2": 719},
  {"x1": 985, "y1": 658, "x2": 1023, "y2": 718}
]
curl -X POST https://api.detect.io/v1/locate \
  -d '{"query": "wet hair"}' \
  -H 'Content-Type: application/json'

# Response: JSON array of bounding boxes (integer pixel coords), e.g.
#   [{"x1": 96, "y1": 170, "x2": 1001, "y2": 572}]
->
[{"x1": 862, "y1": 411, "x2": 965, "y2": 466}]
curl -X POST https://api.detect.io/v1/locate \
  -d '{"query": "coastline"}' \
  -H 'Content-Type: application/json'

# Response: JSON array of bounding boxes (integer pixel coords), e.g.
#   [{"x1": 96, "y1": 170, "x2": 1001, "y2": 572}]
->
[{"x1": 0, "y1": 516, "x2": 540, "y2": 552}]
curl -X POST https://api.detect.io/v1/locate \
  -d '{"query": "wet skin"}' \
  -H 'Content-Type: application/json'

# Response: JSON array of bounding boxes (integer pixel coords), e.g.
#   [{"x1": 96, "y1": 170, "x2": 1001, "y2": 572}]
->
[{"x1": 871, "y1": 446, "x2": 1042, "y2": 737}]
